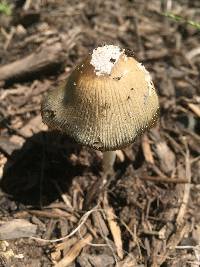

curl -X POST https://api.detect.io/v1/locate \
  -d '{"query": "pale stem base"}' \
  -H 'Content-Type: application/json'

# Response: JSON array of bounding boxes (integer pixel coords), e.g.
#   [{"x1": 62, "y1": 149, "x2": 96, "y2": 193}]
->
[{"x1": 102, "y1": 151, "x2": 116, "y2": 184}]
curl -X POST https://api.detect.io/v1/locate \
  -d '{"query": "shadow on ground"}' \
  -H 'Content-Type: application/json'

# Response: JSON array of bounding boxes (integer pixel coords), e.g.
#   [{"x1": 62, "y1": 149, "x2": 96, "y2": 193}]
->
[{"x1": 0, "y1": 131, "x2": 92, "y2": 206}]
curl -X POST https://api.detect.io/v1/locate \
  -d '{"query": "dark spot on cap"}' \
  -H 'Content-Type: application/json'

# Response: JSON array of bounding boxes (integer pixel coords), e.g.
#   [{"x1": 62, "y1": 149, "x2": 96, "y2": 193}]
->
[
  {"x1": 93, "y1": 140, "x2": 104, "y2": 150},
  {"x1": 127, "y1": 96, "x2": 131, "y2": 100},
  {"x1": 124, "y1": 49, "x2": 134, "y2": 58},
  {"x1": 131, "y1": 88, "x2": 134, "y2": 90},
  {"x1": 100, "y1": 103, "x2": 111, "y2": 113},
  {"x1": 42, "y1": 109, "x2": 55, "y2": 120},
  {"x1": 110, "y1": 58, "x2": 116, "y2": 63},
  {"x1": 113, "y1": 76, "x2": 121, "y2": 81}
]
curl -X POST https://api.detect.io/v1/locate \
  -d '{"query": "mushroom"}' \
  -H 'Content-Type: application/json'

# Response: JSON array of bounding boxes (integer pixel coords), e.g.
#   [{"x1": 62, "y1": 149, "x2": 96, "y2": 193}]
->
[{"x1": 41, "y1": 45, "x2": 159, "y2": 179}]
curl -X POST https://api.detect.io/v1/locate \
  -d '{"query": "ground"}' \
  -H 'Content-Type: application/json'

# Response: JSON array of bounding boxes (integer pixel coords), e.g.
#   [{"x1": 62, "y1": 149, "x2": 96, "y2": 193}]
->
[{"x1": 0, "y1": 0, "x2": 200, "y2": 266}]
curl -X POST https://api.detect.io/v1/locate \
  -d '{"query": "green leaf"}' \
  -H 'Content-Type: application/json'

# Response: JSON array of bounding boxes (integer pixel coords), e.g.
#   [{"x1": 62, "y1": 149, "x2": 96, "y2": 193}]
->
[
  {"x1": 0, "y1": 1, "x2": 12, "y2": 16},
  {"x1": 163, "y1": 12, "x2": 200, "y2": 31}
]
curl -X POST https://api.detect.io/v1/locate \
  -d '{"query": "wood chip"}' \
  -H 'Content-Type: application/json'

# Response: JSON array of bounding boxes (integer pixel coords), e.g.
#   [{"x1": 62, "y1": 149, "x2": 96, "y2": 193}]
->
[
  {"x1": 0, "y1": 154, "x2": 7, "y2": 180},
  {"x1": 42, "y1": 219, "x2": 57, "y2": 240},
  {"x1": 103, "y1": 193, "x2": 123, "y2": 259},
  {"x1": 29, "y1": 209, "x2": 77, "y2": 222},
  {"x1": 176, "y1": 143, "x2": 191, "y2": 225},
  {"x1": 117, "y1": 254, "x2": 138, "y2": 267},
  {"x1": 141, "y1": 134, "x2": 154, "y2": 164},
  {"x1": 92, "y1": 211, "x2": 109, "y2": 237},
  {"x1": 116, "y1": 150, "x2": 125, "y2": 162},
  {"x1": 18, "y1": 115, "x2": 47, "y2": 138},
  {"x1": 154, "y1": 141, "x2": 176, "y2": 174},
  {"x1": 0, "y1": 219, "x2": 37, "y2": 240},
  {"x1": 51, "y1": 237, "x2": 77, "y2": 262},
  {"x1": 187, "y1": 103, "x2": 200, "y2": 118},
  {"x1": 77, "y1": 253, "x2": 115, "y2": 267},
  {"x1": 55, "y1": 234, "x2": 92, "y2": 267}
]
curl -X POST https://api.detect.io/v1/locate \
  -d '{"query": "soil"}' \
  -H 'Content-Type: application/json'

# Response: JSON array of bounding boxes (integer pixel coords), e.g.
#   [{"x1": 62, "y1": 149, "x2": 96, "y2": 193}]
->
[{"x1": 0, "y1": 0, "x2": 200, "y2": 266}]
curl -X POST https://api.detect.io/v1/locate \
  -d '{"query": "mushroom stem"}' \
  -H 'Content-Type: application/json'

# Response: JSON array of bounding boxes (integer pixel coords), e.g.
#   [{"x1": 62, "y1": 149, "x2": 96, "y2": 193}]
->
[{"x1": 102, "y1": 151, "x2": 116, "y2": 177}]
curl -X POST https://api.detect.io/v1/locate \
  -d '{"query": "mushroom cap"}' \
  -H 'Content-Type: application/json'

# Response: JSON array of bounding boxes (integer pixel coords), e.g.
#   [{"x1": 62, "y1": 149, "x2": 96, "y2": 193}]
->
[{"x1": 41, "y1": 45, "x2": 159, "y2": 151}]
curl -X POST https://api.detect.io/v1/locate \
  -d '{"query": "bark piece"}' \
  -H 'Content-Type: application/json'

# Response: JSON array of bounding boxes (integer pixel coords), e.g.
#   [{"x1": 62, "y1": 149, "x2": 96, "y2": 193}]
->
[
  {"x1": 0, "y1": 219, "x2": 37, "y2": 240},
  {"x1": 0, "y1": 42, "x2": 64, "y2": 83}
]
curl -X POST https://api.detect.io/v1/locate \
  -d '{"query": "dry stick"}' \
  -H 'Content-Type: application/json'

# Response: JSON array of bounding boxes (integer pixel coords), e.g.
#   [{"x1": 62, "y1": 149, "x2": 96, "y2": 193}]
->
[
  {"x1": 102, "y1": 236, "x2": 119, "y2": 266},
  {"x1": 31, "y1": 206, "x2": 99, "y2": 243},
  {"x1": 28, "y1": 209, "x2": 77, "y2": 222},
  {"x1": 55, "y1": 233, "x2": 93, "y2": 267},
  {"x1": 153, "y1": 140, "x2": 192, "y2": 266},
  {"x1": 140, "y1": 175, "x2": 188, "y2": 184},
  {"x1": 53, "y1": 180, "x2": 73, "y2": 210},
  {"x1": 3, "y1": 27, "x2": 15, "y2": 50},
  {"x1": 133, "y1": 16, "x2": 144, "y2": 55},
  {"x1": 176, "y1": 140, "x2": 191, "y2": 225},
  {"x1": 85, "y1": 211, "x2": 119, "y2": 265},
  {"x1": 141, "y1": 134, "x2": 154, "y2": 164},
  {"x1": 23, "y1": 0, "x2": 32, "y2": 10},
  {"x1": 175, "y1": 245, "x2": 200, "y2": 263},
  {"x1": 116, "y1": 215, "x2": 143, "y2": 260},
  {"x1": 0, "y1": 42, "x2": 64, "y2": 82},
  {"x1": 176, "y1": 245, "x2": 200, "y2": 249},
  {"x1": 103, "y1": 192, "x2": 123, "y2": 260},
  {"x1": 0, "y1": 86, "x2": 30, "y2": 100},
  {"x1": 187, "y1": 102, "x2": 200, "y2": 118},
  {"x1": 186, "y1": 47, "x2": 200, "y2": 61},
  {"x1": 157, "y1": 223, "x2": 190, "y2": 266},
  {"x1": 141, "y1": 163, "x2": 188, "y2": 183},
  {"x1": 77, "y1": 228, "x2": 119, "y2": 265},
  {"x1": 77, "y1": 214, "x2": 137, "y2": 266},
  {"x1": 31, "y1": 204, "x2": 135, "y2": 265},
  {"x1": 51, "y1": 236, "x2": 77, "y2": 262},
  {"x1": 191, "y1": 155, "x2": 200, "y2": 164}
]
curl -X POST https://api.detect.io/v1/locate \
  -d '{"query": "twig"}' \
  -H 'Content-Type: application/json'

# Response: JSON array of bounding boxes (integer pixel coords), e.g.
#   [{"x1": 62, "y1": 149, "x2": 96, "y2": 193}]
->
[
  {"x1": 176, "y1": 139, "x2": 191, "y2": 225},
  {"x1": 140, "y1": 175, "x2": 188, "y2": 184},
  {"x1": 3, "y1": 27, "x2": 15, "y2": 50},
  {"x1": 53, "y1": 180, "x2": 73, "y2": 210},
  {"x1": 103, "y1": 192, "x2": 123, "y2": 259},
  {"x1": 157, "y1": 223, "x2": 191, "y2": 265},
  {"x1": 176, "y1": 245, "x2": 200, "y2": 250},
  {"x1": 141, "y1": 134, "x2": 154, "y2": 164},
  {"x1": 23, "y1": 0, "x2": 32, "y2": 10},
  {"x1": 31, "y1": 206, "x2": 99, "y2": 243}
]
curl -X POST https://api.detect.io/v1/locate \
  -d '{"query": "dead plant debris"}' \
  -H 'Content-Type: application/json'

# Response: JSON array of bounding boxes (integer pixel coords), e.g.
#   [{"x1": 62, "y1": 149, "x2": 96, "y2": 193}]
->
[{"x1": 0, "y1": 0, "x2": 200, "y2": 266}]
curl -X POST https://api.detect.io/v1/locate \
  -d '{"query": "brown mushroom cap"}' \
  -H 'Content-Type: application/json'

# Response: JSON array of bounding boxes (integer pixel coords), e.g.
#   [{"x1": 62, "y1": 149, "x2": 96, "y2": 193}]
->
[{"x1": 41, "y1": 45, "x2": 159, "y2": 151}]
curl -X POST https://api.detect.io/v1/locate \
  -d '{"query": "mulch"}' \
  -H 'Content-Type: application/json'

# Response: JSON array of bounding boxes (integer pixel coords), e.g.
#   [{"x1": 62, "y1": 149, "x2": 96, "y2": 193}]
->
[{"x1": 0, "y1": 0, "x2": 200, "y2": 266}]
